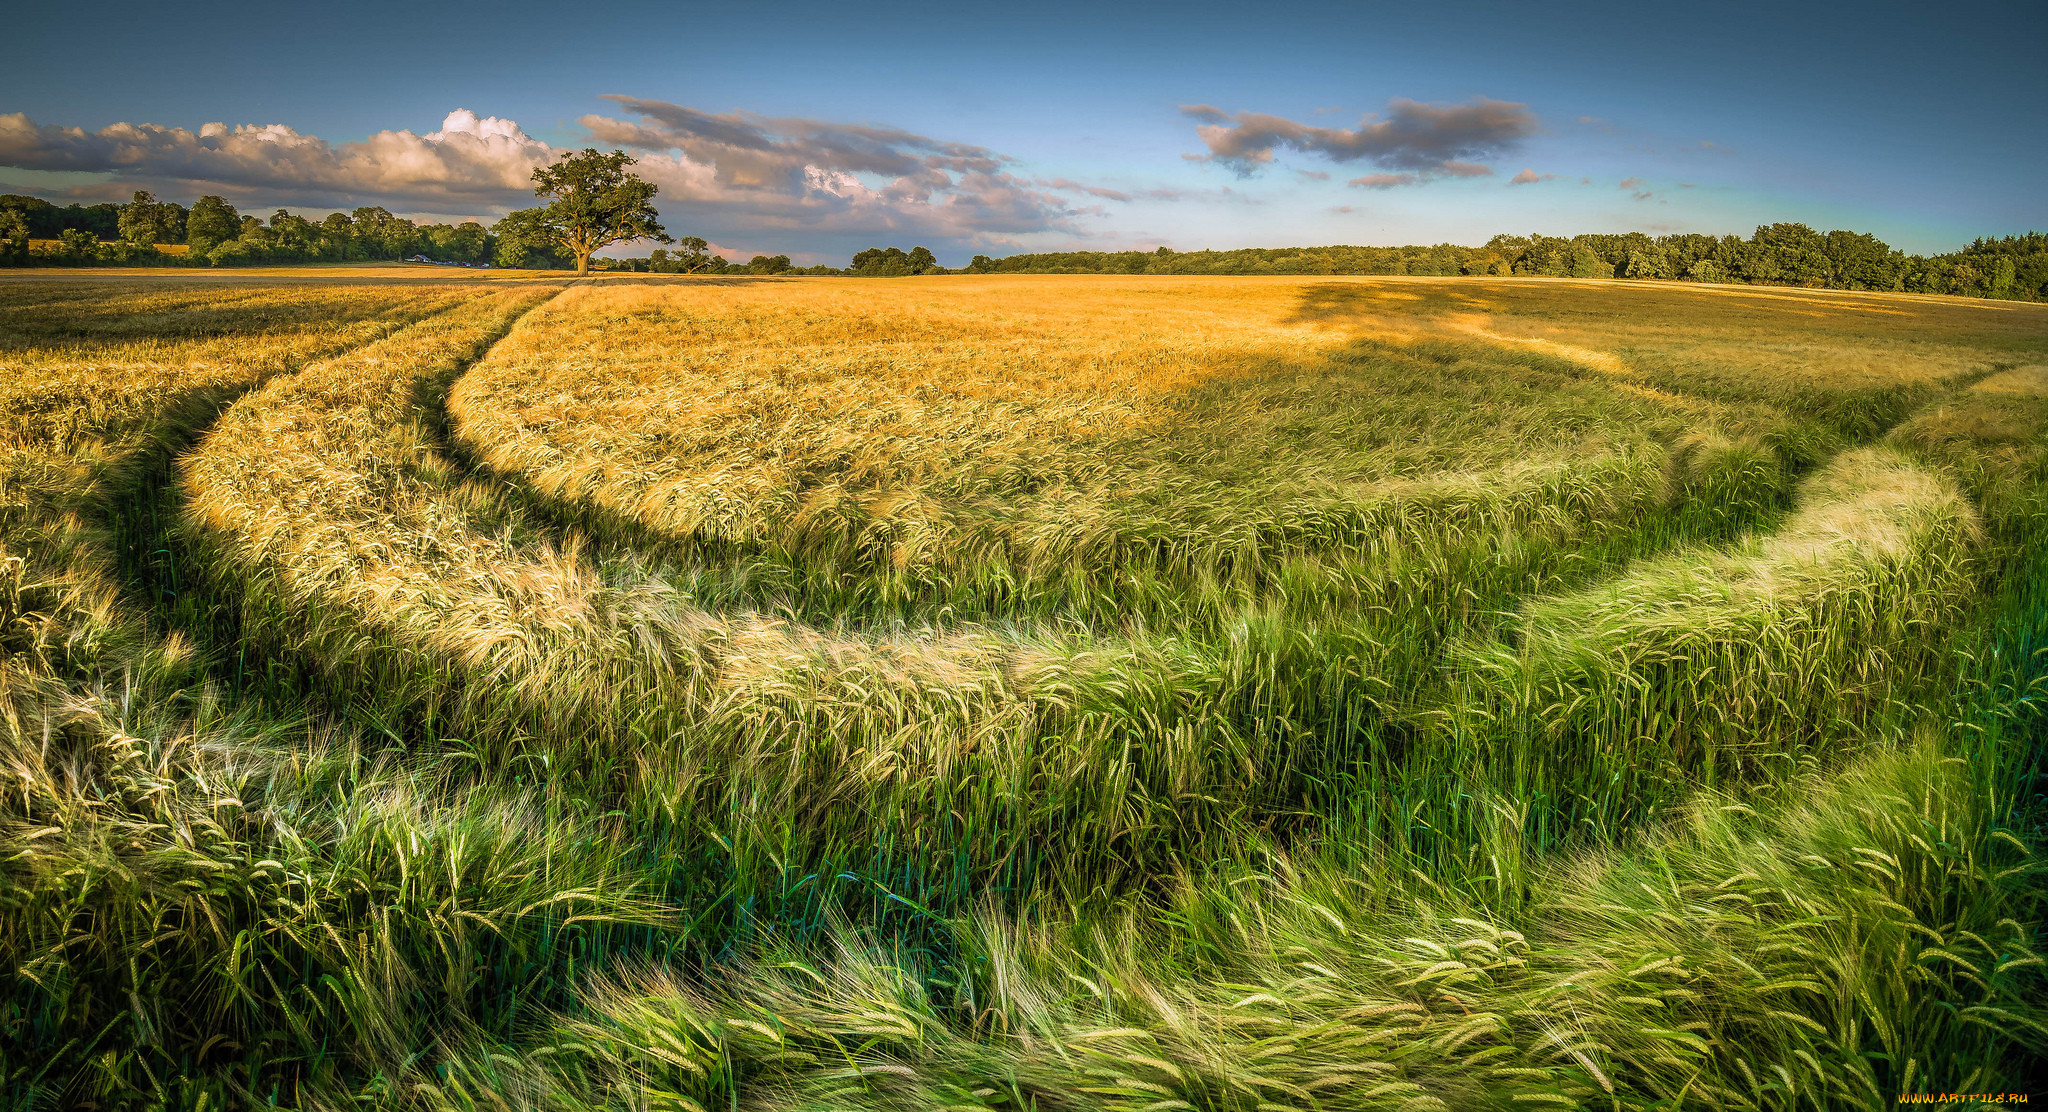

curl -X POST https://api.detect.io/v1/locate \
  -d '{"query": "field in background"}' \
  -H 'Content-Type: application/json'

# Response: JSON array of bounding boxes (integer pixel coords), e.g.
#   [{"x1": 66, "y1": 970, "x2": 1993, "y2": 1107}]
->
[
  {"x1": 3, "y1": 272, "x2": 2045, "y2": 1109},
  {"x1": 25, "y1": 239, "x2": 189, "y2": 256}
]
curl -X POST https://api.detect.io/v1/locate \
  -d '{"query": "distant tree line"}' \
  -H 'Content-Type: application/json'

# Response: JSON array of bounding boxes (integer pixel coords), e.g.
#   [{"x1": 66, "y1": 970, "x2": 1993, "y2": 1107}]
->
[
  {"x1": 618, "y1": 230, "x2": 2048, "y2": 297},
  {"x1": 0, "y1": 186, "x2": 768, "y2": 275},
  {"x1": 601, "y1": 246, "x2": 940, "y2": 276},
  {"x1": 5, "y1": 191, "x2": 2041, "y2": 300},
  {"x1": 964, "y1": 225, "x2": 2048, "y2": 300},
  {"x1": 598, "y1": 248, "x2": 842, "y2": 276},
  {"x1": 1, "y1": 192, "x2": 502, "y2": 267},
  {"x1": 607, "y1": 245, "x2": 937, "y2": 277}
]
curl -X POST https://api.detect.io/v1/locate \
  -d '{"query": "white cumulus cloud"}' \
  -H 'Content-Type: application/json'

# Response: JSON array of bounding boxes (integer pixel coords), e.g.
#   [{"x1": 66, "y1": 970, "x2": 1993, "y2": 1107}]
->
[{"x1": 0, "y1": 109, "x2": 554, "y2": 210}]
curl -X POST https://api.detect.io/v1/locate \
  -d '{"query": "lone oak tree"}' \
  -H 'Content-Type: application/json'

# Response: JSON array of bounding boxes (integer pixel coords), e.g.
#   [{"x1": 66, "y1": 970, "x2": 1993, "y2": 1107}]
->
[{"x1": 531, "y1": 148, "x2": 671, "y2": 275}]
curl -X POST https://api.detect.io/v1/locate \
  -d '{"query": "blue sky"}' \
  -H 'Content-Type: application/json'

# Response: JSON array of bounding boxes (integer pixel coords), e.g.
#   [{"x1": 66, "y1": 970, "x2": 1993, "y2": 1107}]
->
[{"x1": 3, "y1": 0, "x2": 2041, "y2": 264}]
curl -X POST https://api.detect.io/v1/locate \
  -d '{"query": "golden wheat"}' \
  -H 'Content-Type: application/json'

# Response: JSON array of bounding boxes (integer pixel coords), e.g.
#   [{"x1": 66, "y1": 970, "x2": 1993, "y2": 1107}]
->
[{"x1": 450, "y1": 278, "x2": 1768, "y2": 625}]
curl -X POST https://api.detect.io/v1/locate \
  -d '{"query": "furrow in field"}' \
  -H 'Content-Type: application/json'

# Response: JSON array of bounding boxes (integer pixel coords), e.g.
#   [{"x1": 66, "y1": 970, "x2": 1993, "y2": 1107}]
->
[
  {"x1": 443, "y1": 282, "x2": 1804, "y2": 671},
  {"x1": 1, "y1": 283, "x2": 463, "y2": 713}
]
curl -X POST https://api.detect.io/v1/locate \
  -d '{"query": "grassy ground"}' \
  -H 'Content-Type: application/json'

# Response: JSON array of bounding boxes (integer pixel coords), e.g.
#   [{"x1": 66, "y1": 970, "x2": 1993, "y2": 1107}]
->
[{"x1": 2, "y1": 272, "x2": 2044, "y2": 1109}]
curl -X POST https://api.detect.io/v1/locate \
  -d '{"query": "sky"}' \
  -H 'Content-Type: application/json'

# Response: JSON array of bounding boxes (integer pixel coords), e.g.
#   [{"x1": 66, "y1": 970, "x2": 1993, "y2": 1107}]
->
[{"x1": 3, "y1": 0, "x2": 2043, "y2": 265}]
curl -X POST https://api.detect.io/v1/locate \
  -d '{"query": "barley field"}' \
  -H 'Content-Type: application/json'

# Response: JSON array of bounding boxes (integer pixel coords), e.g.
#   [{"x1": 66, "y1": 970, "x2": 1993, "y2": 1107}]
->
[{"x1": 3, "y1": 272, "x2": 2045, "y2": 1109}]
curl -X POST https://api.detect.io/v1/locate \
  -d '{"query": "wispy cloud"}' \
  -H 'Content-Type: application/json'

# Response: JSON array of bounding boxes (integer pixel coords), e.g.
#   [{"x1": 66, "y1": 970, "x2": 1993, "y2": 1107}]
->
[
  {"x1": 1618, "y1": 176, "x2": 1655, "y2": 200},
  {"x1": 1348, "y1": 173, "x2": 1419, "y2": 189},
  {"x1": 1508, "y1": 168, "x2": 1556, "y2": 185},
  {"x1": 1038, "y1": 176, "x2": 1134, "y2": 201},
  {"x1": 1350, "y1": 161, "x2": 1492, "y2": 190},
  {"x1": 1034, "y1": 177, "x2": 1192, "y2": 203},
  {"x1": 1181, "y1": 97, "x2": 1536, "y2": 183}
]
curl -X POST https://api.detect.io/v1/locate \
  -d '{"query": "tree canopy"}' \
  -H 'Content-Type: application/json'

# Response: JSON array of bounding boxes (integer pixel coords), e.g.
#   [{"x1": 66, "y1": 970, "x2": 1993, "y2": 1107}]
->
[
  {"x1": 526, "y1": 148, "x2": 671, "y2": 275},
  {"x1": 184, "y1": 196, "x2": 242, "y2": 255},
  {"x1": 849, "y1": 246, "x2": 941, "y2": 276},
  {"x1": 115, "y1": 191, "x2": 184, "y2": 246}
]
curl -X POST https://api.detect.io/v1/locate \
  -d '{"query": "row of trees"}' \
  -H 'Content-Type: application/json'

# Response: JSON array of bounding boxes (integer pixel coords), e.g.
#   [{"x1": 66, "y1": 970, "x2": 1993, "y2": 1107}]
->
[
  {"x1": 1, "y1": 149, "x2": 678, "y2": 275},
  {"x1": 0, "y1": 196, "x2": 129, "y2": 240},
  {"x1": 1, "y1": 192, "x2": 505, "y2": 267},
  {"x1": 598, "y1": 248, "x2": 845, "y2": 276},
  {"x1": 967, "y1": 225, "x2": 2048, "y2": 300},
  {"x1": 609, "y1": 245, "x2": 943, "y2": 277},
  {"x1": 7, "y1": 175, "x2": 2043, "y2": 300},
  {"x1": 0, "y1": 185, "x2": 774, "y2": 276},
  {"x1": 598, "y1": 244, "x2": 951, "y2": 276}
]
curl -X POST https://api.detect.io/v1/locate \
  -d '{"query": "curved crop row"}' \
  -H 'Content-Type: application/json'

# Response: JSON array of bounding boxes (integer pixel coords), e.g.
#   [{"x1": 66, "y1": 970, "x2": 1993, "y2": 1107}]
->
[
  {"x1": 8, "y1": 274, "x2": 2043, "y2": 1105},
  {"x1": 414, "y1": 735, "x2": 2048, "y2": 1112},
  {"x1": 178, "y1": 286, "x2": 1337, "y2": 890},
  {"x1": 449, "y1": 283, "x2": 1785, "y2": 625},
  {"x1": 1, "y1": 283, "x2": 661, "y2": 1105},
  {"x1": 430, "y1": 351, "x2": 2048, "y2": 1109},
  {"x1": 182, "y1": 280, "x2": 1820, "y2": 902},
  {"x1": 1450, "y1": 446, "x2": 1981, "y2": 831}
]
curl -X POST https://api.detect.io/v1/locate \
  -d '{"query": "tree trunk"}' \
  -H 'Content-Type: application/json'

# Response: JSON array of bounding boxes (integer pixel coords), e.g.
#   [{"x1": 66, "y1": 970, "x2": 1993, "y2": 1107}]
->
[{"x1": 576, "y1": 250, "x2": 590, "y2": 276}]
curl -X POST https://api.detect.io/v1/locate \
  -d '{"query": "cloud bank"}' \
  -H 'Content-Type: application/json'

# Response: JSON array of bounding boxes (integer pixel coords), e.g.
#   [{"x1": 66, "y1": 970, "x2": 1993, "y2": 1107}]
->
[
  {"x1": 0, "y1": 93, "x2": 1563, "y2": 258},
  {"x1": 0, "y1": 109, "x2": 553, "y2": 210},
  {"x1": 0, "y1": 100, "x2": 1137, "y2": 256},
  {"x1": 1182, "y1": 98, "x2": 1537, "y2": 185}
]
